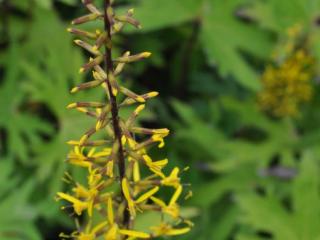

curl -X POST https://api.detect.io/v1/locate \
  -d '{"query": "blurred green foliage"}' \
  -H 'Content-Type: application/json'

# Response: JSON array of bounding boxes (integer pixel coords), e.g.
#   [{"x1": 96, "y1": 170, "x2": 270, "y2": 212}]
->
[{"x1": 2, "y1": 0, "x2": 320, "y2": 239}]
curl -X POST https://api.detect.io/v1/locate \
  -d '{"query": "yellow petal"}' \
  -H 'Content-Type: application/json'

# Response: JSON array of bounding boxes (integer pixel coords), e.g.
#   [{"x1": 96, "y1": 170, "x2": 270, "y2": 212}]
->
[
  {"x1": 104, "y1": 224, "x2": 118, "y2": 240},
  {"x1": 166, "y1": 227, "x2": 190, "y2": 236},
  {"x1": 135, "y1": 187, "x2": 159, "y2": 204},
  {"x1": 107, "y1": 196, "x2": 114, "y2": 224},
  {"x1": 92, "y1": 221, "x2": 108, "y2": 235},
  {"x1": 169, "y1": 185, "x2": 182, "y2": 205},
  {"x1": 133, "y1": 161, "x2": 140, "y2": 182},
  {"x1": 57, "y1": 192, "x2": 87, "y2": 215},
  {"x1": 122, "y1": 178, "x2": 132, "y2": 202},
  {"x1": 150, "y1": 196, "x2": 166, "y2": 208},
  {"x1": 119, "y1": 229, "x2": 150, "y2": 238}
]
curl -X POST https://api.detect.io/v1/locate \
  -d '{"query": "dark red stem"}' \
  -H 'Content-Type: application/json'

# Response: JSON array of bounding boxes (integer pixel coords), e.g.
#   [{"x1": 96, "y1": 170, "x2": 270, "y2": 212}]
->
[{"x1": 103, "y1": 0, "x2": 130, "y2": 229}]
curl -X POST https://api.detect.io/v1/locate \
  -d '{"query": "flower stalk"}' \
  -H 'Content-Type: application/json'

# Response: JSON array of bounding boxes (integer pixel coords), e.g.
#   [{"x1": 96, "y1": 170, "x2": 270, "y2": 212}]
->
[
  {"x1": 56, "y1": 0, "x2": 192, "y2": 239},
  {"x1": 102, "y1": 0, "x2": 130, "y2": 228}
]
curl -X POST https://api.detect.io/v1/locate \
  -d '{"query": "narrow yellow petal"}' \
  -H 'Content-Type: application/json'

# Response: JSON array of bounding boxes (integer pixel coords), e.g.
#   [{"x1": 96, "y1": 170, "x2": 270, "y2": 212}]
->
[
  {"x1": 135, "y1": 187, "x2": 159, "y2": 204},
  {"x1": 106, "y1": 161, "x2": 114, "y2": 178},
  {"x1": 88, "y1": 200, "x2": 94, "y2": 217},
  {"x1": 122, "y1": 178, "x2": 132, "y2": 202},
  {"x1": 104, "y1": 224, "x2": 118, "y2": 239},
  {"x1": 67, "y1": 140, "x2": 79, "y2": 145},
  {"x1": 87, "y1": 147, "x2": 96, "y2": 157},
  {"x1": 153, "y1": 159, "x2": 168, "y2": 167},
  {"x1": 92, "y1": 221, "x2": 108, "y2": 235},
  {"x1": 133, "y1": 161, "x2": 140, "y2": 182},
  {"x1": 170, "y1": 167, "x2": 179, "y2": 178},
  {"x1": 167, "y1": 227, "x2": 190, "y2": 236},
  {"x1": 57, "y1": 192, "x2": 87, "y2": 215},
  {"x1": 57, "y1": 192, "x2": 79, "y2": 203},
  {"x1": 150, "y1": 196, "x2": 166, "y2": 208},
  {"x1": 119, "y1": 229, "x2": 150, "y2": 238},
  {"x1": 107, "y1": 197, "x2": 114, "y2": 224},
  {"x1": 169, "y1": 185, "x2": 182, "y2": 205}
]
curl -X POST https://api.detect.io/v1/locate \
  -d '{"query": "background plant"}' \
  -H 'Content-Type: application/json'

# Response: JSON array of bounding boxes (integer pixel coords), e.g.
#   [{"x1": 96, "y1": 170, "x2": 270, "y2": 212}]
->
[{"x1": 2, "y1": 0, "x2": 320, "y2": 239}]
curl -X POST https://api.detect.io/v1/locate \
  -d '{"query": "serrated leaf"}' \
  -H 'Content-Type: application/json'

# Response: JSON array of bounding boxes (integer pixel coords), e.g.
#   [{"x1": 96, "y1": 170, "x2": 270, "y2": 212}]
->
[
  {"x1": 245, "y1": 0, "x2": 318, "y2": 32},
  {"x1": 172, "y1": 99, "x2": 294, "y2": 172},
  {"x1": 19, "y1": 10, "x2": 100, "y2": 182},
  {"x1": 0, "y1": 177, "x2": 41, "y2": 240},
  {"x1": 201, "y1": 0, "x2": 273, "y2": 91},
  {"x1": 209, "y1": 206, "x2": 239, "y2": 240},
  {"x1": 292, "y1": 151, "x2": 320, "y2": 239},
  {"x1": 123, "y1": 0, "x2": 203, "y2": 32},
  {"x1": 0, "y1": 42, "x2": 54, "y2": 163},
  {"x1": 237, "y1": 150, "x2": 320, "y2": 239},
  {"x1": 237, "y1": 193, "x2": 297, "y2": 239}
]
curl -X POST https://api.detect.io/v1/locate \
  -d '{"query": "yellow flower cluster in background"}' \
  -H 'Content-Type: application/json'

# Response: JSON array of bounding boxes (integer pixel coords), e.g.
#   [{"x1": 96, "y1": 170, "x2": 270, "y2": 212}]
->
[
  {"x1": 56, "y1": 0, "x2": 192, "y2": 239},
  {"x1": 258, "y1": 24, "x2": 315, "y2": 117}
]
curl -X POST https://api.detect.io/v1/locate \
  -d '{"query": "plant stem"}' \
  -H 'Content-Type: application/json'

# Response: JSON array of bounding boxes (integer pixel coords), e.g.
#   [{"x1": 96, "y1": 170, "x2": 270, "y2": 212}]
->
[{"x1": 103, "y1": 0, "x2": 130, "y2": 228}]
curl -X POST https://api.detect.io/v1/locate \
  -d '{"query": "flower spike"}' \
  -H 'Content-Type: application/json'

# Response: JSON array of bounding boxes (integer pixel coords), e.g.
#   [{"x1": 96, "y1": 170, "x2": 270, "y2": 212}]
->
[{"x1": 57, "y1": 0, "x2": 191, "y2": 239}]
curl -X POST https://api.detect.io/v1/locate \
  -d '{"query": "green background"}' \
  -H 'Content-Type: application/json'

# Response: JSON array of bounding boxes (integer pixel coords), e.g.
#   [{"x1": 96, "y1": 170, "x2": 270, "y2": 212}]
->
[{"x1": 1, "y1": 0, "x2": 320, "y2": 239}]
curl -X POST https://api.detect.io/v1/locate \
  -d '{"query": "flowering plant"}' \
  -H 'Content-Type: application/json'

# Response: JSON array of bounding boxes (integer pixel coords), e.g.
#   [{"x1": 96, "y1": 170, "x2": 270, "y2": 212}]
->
[{"x1": 56, "y1": 0, "x2": 192, "y2": 239}]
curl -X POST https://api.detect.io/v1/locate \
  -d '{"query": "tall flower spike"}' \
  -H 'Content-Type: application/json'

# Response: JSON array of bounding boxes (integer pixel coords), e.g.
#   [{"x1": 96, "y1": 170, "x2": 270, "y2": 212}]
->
[{"x1": 57, "y1": 0, "x2": 192, "y2": 239}]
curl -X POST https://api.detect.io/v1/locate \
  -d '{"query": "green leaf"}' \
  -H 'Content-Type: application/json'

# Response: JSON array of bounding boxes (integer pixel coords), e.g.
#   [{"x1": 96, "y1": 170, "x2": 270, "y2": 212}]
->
[
  {"x1": 17, "y1": 9, "x2": 94, "y2": 174},
  {"x1": 123, "y1": 0, "x2": 203, "y2": 32},
  {"x1": 122, "y1": 0, "x2": 273, "y2": 90},
  {"x1": 173, "y1": 99, "x2": 294, "y2": 172},
  {"x1": 236, "y1": 150, "x2": 320, "y2": 239},
  {"x1": 34, "y1": 0, "x2": 52, "y2": 9},
  {"x1": 237, "y1": 193, "x2": 297, "y2": 239},
  {"x1": 192, "y1": 164, "x2": 257, "y2": 207},
  {"x1": 0, "y1": 173, "x2": 41, "y2": 240},
  {"x1": 10, "y1": 0, "x2": 30, "y2": 11},
  {"x1": 0, "y1": 42, "x2": 54, "y2": 163},
  {"x1": 209, "y1": 205, "x2": 239, "y2": 240},
  {"x1": 245, "y1": 0, "x2": 317, "y2": 32},
  {"x1": 292, "y1": 151, "x2": 320, "y2": 239},
  {"x1": 201, "y1": 0, "x2": 273, "y2": 91}
]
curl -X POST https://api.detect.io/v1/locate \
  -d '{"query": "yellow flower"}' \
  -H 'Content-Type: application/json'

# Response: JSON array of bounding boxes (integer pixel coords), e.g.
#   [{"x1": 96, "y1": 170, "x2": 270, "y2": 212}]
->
[
  {"x1": 122, "y1": 178, "x2": 136, "y2": 218},
  {"x1": 104, "y1": 196, "x2": 150, "y2": 240},
  {"x1": 58, "y1": 168, "x2": 104, "y2": 217},
  {"x1": 151, "y1": 185, "x2": 182, "y2": 219},
  {"x1": 67, "y1": 146, "x2": 93, "y2": 168},
  {"x1": 57, "y1": 192, "x2": 88, "y2": 215},
  {"x1": 91, "y1": 147, "x2": 112, "y2": 158},
  {"x1": 88, "y1": 168, "x2": 103, "y2": 188},
  {"x1": 258, "y1": 26, "x2": 315, "y2": 117},
  {"x1": 104, "y1": 224, "x2": 150, "y2": 240},
  {"x1": 71, "y1": 184, "x2": 98, "y2": 217},
  {"x1": 71, "y1": 221, "x2": 108, "y2": 240},
  {"x1": 143, "y1": 155, "x2": 167, "y2": 177},
  {"x1": 72, "y1": 183, "x2": 91, "y2": 199},
  {"x1": 78, "y1": 234, "x2": 94, "y2": 240},
  {"x1": 122, "y1": 178, "x2": 159, "y2": 218},
  {"x1": 150, "y1": 223, "x2": 190, "y2": 237},
  {"x1": 161, "y1": 167, "x2": 180, "y2": 188},
  {"x1": 151, "y1": 132, "x2": 169, "y2": 148}
]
